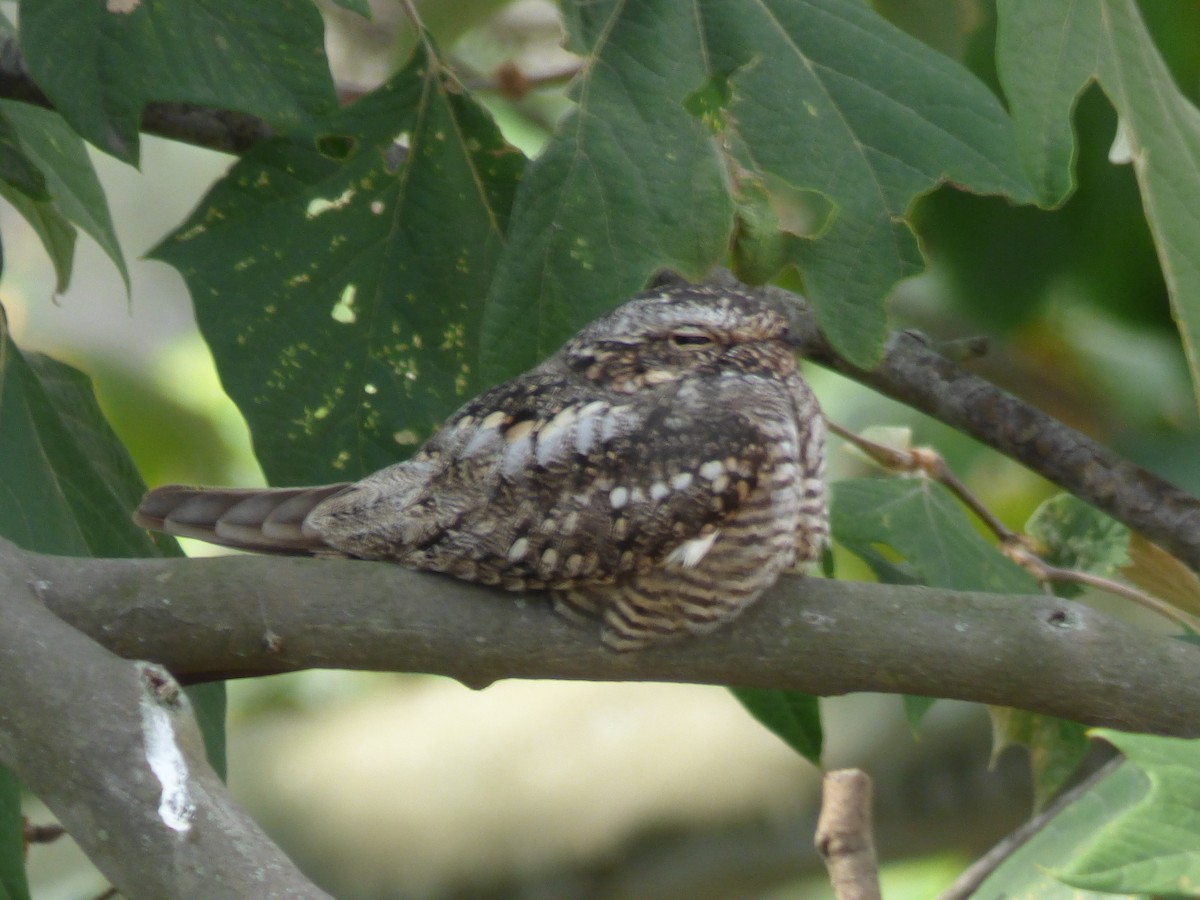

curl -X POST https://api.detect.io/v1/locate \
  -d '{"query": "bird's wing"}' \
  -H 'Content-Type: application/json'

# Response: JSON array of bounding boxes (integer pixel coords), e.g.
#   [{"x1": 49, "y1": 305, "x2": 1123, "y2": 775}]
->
[{"x1": 333, "y1": 384, "x2": 793, "y2": 586}]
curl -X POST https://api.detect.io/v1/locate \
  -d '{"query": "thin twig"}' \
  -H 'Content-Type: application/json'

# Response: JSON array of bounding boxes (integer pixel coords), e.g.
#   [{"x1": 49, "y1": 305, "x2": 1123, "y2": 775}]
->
[
  {"x1": 1005, "y1": 543, "x2": 1200, "y2": 633},
  {"x1": 23, "y1": 821, "x2": 66, "y2": 845},
  {"x1": 470, "y1": 61, "x2": 583, "y2": 100},
  {"x1": 826, "y1": 419, "x2": 1021, "y2": 542},
  {"x1": 937, "y1": 756, "x2": 1123, "y2": 900},
  {"x1": 815, "y1": 769, "x2": 881, "y2": 900},
  {"x1": 762, "y1": 280, "x2": 1200, "y2": 574},
  {"x1": 827, "y1": 421, "x2": 1200, "y2": 632},
  {"x1": 398, "y1": 0, "x2": 428, "y2": 37}
]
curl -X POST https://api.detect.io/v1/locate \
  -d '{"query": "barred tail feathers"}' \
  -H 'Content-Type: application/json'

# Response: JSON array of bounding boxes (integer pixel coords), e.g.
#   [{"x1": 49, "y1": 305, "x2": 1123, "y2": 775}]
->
[{"x1": 133, "y1": 484, "x2": 352, "y2": 554}]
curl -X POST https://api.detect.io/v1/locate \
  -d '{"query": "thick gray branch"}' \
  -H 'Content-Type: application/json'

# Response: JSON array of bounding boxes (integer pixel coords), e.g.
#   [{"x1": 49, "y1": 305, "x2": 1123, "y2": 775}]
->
[
  {"x1": 12, "y1": 539, "x2": 1200, "y2": 738},
  {"x1": 0, "y1": 548, "x2": 328, "y2": 899}
]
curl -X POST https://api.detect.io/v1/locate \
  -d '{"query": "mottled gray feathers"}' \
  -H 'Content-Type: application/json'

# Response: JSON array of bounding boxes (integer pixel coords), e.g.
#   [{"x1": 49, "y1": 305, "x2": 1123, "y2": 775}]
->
[{"x1": 135, "y1": 283, "x2": 828, "y2": 650}]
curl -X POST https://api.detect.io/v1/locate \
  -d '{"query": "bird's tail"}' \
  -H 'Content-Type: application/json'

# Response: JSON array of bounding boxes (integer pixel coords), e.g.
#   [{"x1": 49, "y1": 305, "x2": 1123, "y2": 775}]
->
[{"x1": 133, "y1": 484, "x2": 352, "y2": 554}]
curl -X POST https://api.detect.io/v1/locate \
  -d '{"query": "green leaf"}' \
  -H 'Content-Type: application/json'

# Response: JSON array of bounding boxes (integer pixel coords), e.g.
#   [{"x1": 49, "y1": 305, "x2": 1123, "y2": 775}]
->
[
  {"x1": 0, "y1": 102, "x2": 130, "y2": 291},
  {"x1": 1026, "y1": 493, "x2": 1130, "y2": 598},
  {"x1": 903, "y1": 696, "x2": 937, "y2": 733},
  {"x1": 974, "y1": 760, "x2": 1150, "y2": 899},
  {"x1": 1057, "y1": 730, "x2": 1200, "y2": 895},
  {"x1": 996, "y1": 1, "x2": 1101, "y2": 207},
  {"x1": 0, "y1": 309, "x2": 159, "y2": 555},
  {"x1": 186, "y1": 684, "x2": 227, "y2": 781},
  {"x1": 0, "y1": 185, "x2": 75, "y2": 294},
  {"x1": 480, "y1": 0, "x2": 735, "y2": 383},
  {"x1": 998, "y1": 0, "x2": 1200, "y2": 413},
  {"x1": 991, "y1": 708, "x2": 1090, "y2": 812},
  {"x1": 699, "y1": 0, "x2": 1036, "y2": 367},
  {"x1": 0, "y1": 303, "x2": 229, "y2": 799},
  {"x1": 1027, "y1": 494, "x2": 1131, "y2": 574},
  {"x1": 729, "y1": 687, "x2": 822, "y2": 766},
  {"x1": 153, "y1": 45, "x2": 524, "y2": 485},
  {"x1": 19, "y1": 0, "x2": 337, "y2": 162},
  {"x1": 0, "y1": 766, "x2": 29, "y2": 900},
  {"x1": 487, "y1": 0, "x2": 1035, "y2": 379},
  {"x1": 328, "y1": 0, "x2": 372, "y2": 15},
  {"x1": 830, "y1": 478, "x2": 1038, "y2": 594},
  {"x1": 0, "y1": 112, "x2": 48, "y2": 201}
]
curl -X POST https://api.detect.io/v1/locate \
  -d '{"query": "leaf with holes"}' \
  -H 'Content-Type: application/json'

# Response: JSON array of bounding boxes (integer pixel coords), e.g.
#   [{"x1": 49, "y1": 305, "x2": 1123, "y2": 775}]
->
[
  {"x1": 486, "y1": 0, "x2": 1034, "y2": 381},
  {"x1": 153, "y1": 45, "x2": 524, "y2": 485}
]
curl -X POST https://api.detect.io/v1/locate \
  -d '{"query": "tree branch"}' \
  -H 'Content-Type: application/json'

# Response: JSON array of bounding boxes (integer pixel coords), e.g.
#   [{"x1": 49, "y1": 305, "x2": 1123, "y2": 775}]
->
[
  {"x1": 7, "y1": 537, "x2": 1199, "y2": 737},
  {"x1": 815, "y1": 770, "x2": 881, "y2": 900},
  {"x1": 0, "y1": 38, "x2": 273, "y2": 155},
  {"x1": 0, "y1": 544, "x2": 328, "y2": 899},
  {"x1": 761, "y1": 282, "x2": 1200, "y2": 573}
]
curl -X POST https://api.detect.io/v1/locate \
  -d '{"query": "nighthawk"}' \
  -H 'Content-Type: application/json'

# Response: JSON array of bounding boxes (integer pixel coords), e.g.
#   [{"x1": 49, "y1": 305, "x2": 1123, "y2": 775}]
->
[{"x1": 135, "y1": 282, "x2": 828, "y2": 650}]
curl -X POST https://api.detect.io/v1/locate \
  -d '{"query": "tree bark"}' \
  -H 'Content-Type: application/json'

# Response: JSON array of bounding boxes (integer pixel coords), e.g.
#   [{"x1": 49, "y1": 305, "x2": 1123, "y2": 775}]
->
[
  {"x1": 8, "y1": 537, "x2": 1199, "y2": 737},
  {"x1": 0, "y1": 552, "x2": 329, "y2": 899}
]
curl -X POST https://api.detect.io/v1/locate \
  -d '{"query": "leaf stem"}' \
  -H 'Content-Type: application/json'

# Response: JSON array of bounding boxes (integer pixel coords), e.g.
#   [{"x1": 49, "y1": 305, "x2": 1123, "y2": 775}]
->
[{"x1": 827, "y1": 420, "x2": 1200, "y2": 633}]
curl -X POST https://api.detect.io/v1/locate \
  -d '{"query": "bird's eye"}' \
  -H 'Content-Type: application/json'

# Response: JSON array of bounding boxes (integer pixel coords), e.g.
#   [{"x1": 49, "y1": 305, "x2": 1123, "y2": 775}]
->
[{"x1": 671, "y1": 331, "x2": 714, "y2": 346}]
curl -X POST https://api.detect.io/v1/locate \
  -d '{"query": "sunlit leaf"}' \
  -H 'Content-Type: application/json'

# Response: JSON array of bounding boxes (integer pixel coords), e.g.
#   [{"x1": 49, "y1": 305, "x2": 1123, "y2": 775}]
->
[{"x1": 974, "y1": 759, "x2": 1148, "y2": 899}]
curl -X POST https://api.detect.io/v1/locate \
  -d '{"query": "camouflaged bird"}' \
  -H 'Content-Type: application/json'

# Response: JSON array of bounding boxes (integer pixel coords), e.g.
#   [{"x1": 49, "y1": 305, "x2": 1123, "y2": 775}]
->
[{"x1": 134, "y1": 283, "x2": 828, "y2": 650}]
